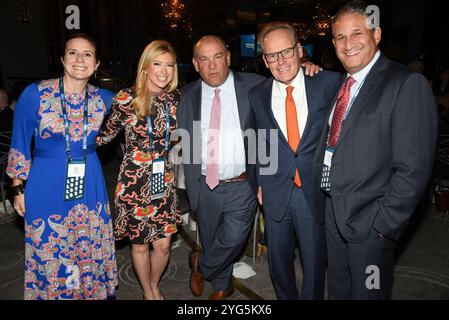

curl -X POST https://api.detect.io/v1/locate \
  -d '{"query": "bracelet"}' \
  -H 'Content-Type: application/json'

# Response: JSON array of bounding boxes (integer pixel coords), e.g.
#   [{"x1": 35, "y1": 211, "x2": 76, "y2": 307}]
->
[{"x1": 10, "y1": 184, "x2": 25, "y2": 196}]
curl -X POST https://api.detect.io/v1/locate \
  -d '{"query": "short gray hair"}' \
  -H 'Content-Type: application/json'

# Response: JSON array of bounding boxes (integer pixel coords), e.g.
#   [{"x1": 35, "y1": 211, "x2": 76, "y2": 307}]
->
[
  {"x1": 331, "y1": 0, "x2": 370, "y2": 25},
  {"x1": 257, "y1": 22, "x2": 298, "y2": 51}
]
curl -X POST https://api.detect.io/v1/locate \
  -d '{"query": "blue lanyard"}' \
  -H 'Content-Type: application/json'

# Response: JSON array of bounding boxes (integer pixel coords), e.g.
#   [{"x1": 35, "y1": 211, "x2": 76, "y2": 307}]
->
[
  {"x1": 59, "y1": 77, "x2": 89, "y2": 161},
  {"x1": 145, "y1": 96, "x2": 170, "y2": 156}
]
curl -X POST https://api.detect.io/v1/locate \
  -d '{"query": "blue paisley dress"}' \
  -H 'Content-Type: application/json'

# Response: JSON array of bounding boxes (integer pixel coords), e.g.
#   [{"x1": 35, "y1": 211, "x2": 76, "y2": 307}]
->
[{"x1": 6, "y1": 78, "x2": 118, "y2": 300}]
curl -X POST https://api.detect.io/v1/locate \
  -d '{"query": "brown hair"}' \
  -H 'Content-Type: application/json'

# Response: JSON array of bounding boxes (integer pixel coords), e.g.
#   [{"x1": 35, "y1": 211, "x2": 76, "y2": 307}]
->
[{"x1": 63, "y1": 33, "x2": 98, "y2": 61}]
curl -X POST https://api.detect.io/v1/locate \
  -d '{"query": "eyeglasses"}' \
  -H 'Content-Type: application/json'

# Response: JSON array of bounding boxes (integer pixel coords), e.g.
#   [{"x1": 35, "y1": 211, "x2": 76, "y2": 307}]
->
[{"x1": 263, "y1": 43, "x2": 298, "y2": 63}]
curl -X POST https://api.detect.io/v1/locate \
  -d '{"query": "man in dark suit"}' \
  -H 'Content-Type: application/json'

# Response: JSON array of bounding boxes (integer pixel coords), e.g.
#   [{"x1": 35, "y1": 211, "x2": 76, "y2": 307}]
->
[
  {"x1": 314, "y1": 1, "x2": 438, "y2": 299},
  {"x1": 176, "y1": 35, "x2": 265, "y2": 300},
  {"x1": 249, "y1": 22, "x2": 340, "y2": 299}
]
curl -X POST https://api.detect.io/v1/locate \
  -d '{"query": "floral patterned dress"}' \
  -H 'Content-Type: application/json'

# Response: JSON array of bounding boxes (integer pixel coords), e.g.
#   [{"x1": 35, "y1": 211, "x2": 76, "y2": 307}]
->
[
  {"x1": 6, "y1": 79, "x2": 118, "y2": 300},
  {"x1": 96, "y1": 88, "x2": 181, "y2": 244}
]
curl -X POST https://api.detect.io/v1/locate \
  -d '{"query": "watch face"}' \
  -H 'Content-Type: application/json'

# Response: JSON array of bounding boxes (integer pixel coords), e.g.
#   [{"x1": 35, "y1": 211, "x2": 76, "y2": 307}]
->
[{"x1": 12, "y1": 185, "x2": 24, "y2": 193}]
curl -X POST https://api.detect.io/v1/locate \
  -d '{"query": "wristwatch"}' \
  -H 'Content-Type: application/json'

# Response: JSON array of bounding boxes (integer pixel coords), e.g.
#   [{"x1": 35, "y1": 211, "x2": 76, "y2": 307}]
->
[{"x1": 10, "y1": 184, "x2": 25, "y2": 196}]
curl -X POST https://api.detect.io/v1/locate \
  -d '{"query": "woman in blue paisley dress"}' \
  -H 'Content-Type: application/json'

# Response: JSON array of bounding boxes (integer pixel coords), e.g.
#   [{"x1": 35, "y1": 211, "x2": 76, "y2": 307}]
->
[{"x1": 6, "y1": 33, "x2": 118, "y2": 300}]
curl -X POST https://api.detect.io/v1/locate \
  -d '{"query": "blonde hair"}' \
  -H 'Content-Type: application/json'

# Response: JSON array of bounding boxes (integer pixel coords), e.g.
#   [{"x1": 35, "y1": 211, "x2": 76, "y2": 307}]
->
[{"x1": 133, "y1": 40, "x2": 178, "y2": 118}]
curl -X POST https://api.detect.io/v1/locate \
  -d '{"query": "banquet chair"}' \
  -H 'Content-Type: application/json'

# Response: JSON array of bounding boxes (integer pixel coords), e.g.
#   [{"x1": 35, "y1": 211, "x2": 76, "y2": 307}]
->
[{"x1": 0, "y1": 131, "x2": 12, "y2": 216}]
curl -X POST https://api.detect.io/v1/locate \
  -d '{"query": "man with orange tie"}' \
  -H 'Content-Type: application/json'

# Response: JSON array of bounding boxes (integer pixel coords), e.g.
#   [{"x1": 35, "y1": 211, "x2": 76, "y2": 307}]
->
[
  {"x1": 314, "y1": 1, "x2": 437, "y2": 299},
  {"x1": 249, "y1": 22, "x2": 340, "y2": 299},
  {"x1": 178, "y1": 35, "x2": 321, "y2": 300}
]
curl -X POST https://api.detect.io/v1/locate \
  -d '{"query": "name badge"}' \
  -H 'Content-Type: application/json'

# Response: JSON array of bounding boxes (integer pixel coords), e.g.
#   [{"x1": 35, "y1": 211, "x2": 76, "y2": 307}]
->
[
  {"x1": 150, "y1": 158, "x2": 166, "y2": 200},
  {"x1": 324, "y1": 149, "x2": 333, "y2": 167},
  {"x1": 320, "y1": 147, "x2": 334, "y2": 194},
  {"x1": 64, "y1": 160, "x2": 86, "y2": 201}
]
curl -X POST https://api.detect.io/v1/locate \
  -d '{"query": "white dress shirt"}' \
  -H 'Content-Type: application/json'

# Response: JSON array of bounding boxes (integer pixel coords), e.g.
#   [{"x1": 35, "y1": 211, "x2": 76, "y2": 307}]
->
[
  {"x1": 271, "y1": 68, "x2": 309, "y2": 140},
  {"x1": 201, "y1": 72, "x2": 246, "y2": 179}
]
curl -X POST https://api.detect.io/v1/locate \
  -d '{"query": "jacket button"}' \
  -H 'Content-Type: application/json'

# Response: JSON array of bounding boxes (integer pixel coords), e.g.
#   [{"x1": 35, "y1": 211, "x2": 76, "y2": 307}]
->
[{"x1": 295, "y1": 153, "x2": 299, "y2": 158}]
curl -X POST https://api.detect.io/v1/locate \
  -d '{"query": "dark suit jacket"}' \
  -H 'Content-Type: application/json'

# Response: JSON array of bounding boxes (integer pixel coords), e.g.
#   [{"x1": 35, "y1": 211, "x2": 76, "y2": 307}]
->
[
  {"x1": 249, "y1": 70, "x2": 341, "y2": 223},
  {"x1": 313, "y1": 53, "x2": 438, "y2": 242},
  {"x1": 176, "y1": 71, "x2": 265, "y2": 212}
]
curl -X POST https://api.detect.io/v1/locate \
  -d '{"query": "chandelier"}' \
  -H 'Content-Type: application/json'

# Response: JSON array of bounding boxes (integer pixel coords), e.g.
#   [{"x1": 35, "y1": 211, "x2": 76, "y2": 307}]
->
[
  {"x1": 312, "y1": 3, "x2": 332, "y2": 37},
  {"x1": 293, "y1": 22, "x2": 312, "y2": 42},
  {"x1": 161, "y1": 0, "x2": 185, "y2": 29},
  {"x1": 291, "y1": 3, "x2": 332, "y2": 40},
  {"x1": 18, "y1": 0, "x2": 36, "y2": 24}
]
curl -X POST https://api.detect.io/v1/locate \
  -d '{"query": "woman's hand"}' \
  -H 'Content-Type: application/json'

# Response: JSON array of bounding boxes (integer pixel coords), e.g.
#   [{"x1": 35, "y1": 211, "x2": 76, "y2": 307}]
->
[{"x1": 14, "y1": 194, "x2": 25, "y2": 217}]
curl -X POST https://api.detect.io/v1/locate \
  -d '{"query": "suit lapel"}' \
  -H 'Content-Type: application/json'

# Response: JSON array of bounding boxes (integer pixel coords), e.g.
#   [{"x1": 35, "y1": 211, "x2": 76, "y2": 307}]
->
[
  {"x1": 189, "y1": 80, "x2": 202, "y2": 166},
  {"x1": 301, "y1": 73, "x2": 319, "y2": 151},
  {"x1": 275, "y1": 69, "x2": 317, "y2": 152},
  {"x1": 336, "y1": 54, "x2": 388, "y2": 150},
  {"x1": 260, "y1": 78, "x2": 291, "y2": 148},
  {"x1": 192, "y1": 79, "x2": 202, "y2": 122},
  {"x1": 233, "y1": 72, "x2": 247, "y2": 130},
  {"x1": 260, "y1": 79, "x2": 278, "y2": 128},
  {"x1": 320, "y1": 77, "x2": 345, "y2": 145}
]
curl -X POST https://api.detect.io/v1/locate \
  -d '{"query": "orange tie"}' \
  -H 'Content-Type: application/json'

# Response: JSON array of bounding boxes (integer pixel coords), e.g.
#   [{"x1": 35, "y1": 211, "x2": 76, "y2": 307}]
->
[{"x1": 286, "y1": 86, "x2": 301, "y2": 187}]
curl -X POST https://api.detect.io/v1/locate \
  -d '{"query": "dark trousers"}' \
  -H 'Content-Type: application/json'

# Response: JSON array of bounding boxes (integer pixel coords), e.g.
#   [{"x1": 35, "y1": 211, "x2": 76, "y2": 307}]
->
[
  {"x1": 196, "y1": 178, "x2": 257, "y2": 291},
  {"x1": 266, "y1": 186, "x2": 326, "y2": 300},
  {"x1": 325, "y1": 196, "x2": 396, "y2": 299}
]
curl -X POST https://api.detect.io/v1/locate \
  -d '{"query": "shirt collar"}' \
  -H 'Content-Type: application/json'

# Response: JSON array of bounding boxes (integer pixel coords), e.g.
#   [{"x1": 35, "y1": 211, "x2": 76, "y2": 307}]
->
[
  {"x1": 201, "y1": 71, "x2": 234, "y2": 96},
  {"x1": 349, "y1": 50, "x2": 381, "y2": 84},
  {"x1": 274, "y1": 68, "x2": 304, "y2": 94}
]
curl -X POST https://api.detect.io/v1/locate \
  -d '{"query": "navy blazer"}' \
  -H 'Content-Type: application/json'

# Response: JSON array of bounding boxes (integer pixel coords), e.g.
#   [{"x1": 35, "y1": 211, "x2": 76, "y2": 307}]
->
[
  {"x1": 313, "y1": 54, "x2": 438, "y2": 242},
  {"x1": 176, "y1": 71, "x2": 265, "y2": 212},
  {"x1": 249, "y1": 70, "x2": 341, "y2": 224}
]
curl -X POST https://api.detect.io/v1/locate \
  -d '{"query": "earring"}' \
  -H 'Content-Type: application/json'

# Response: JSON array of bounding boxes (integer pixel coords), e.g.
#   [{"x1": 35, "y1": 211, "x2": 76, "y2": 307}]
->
[{"x1": 94, "y1": 69, "x2": 97, "y2": 78}]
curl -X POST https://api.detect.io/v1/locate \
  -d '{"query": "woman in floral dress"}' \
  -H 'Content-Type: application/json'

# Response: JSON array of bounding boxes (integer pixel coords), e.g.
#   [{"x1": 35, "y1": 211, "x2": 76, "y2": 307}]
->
[
  {"x1": 7, "y1": 33, "x2": 118, "y2": 300},
  {"x1": 97, "y1": 40, "x2": 181, "y2": 300}
]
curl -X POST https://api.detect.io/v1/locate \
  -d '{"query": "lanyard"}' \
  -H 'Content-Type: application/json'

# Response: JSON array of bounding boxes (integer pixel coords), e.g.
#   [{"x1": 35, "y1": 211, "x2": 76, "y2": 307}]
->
[
  {"x1": 145, "y1": 96, "x2": 170, "y2": 156},
  {"x1": 59, "y1": 77, "x2": 89, "y2": 161}
]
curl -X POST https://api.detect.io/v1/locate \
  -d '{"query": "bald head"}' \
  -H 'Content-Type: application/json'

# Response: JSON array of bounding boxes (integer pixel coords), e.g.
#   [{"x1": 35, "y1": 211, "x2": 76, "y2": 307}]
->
[
  {"x1": 0, "y1": 89, "x2": 8, "y2": 107},
  {"x1": 192, "y1": 35, "x2": 231, "y2": 87},
  {"x1": 193, "y1": 35, "x2": 228, "y2": 58}
]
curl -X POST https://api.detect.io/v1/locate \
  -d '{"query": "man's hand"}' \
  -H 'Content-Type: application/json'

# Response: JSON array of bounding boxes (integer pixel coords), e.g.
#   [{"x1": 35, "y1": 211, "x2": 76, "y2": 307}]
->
[
  {"x1": 257, "y1": 186, "x2": 263, "y2": 206},
  {"x1": 301, "y1": 61, "x2": 323, "y2": 76}
]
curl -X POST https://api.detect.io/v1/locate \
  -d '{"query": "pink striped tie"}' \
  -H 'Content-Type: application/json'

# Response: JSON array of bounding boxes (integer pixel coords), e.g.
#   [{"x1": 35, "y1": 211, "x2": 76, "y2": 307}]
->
[{"x1": 206, "y1": 88, "x2": 221, "y2": 190}]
